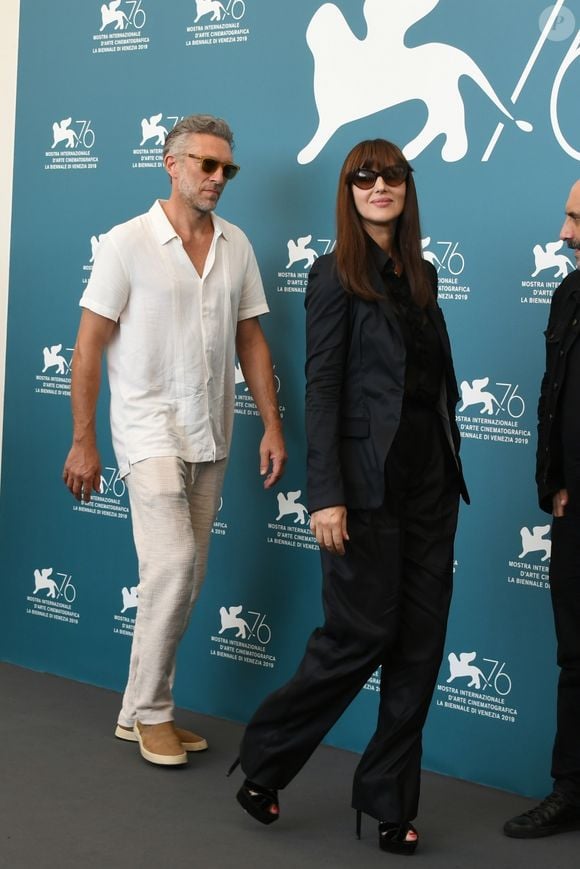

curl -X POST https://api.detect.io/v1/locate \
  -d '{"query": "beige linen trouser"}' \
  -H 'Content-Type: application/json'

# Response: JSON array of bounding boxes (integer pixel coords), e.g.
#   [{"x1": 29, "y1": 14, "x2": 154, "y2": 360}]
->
[{"x1": 118, "y1": 456, "x2": 226, "y2": 727}]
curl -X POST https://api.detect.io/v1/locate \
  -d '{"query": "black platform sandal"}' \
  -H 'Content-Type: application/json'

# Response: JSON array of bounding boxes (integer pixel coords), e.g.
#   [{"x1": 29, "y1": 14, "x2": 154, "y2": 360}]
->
[
  {"x1": 356, "y1": 810, "x2": 418, "y2": 855},
  {"x1": 378, "y1": 820, "x2": 419, "y2": 855},
  {"x1": 236, "y1": 779, "x2": 280, "y2": 825}
]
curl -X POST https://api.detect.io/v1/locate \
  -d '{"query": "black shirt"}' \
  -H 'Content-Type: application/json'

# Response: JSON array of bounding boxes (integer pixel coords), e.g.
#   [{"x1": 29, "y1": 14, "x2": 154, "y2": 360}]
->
[{"x1": 368, "y1": 237, "x2": 443, "y2": 408}]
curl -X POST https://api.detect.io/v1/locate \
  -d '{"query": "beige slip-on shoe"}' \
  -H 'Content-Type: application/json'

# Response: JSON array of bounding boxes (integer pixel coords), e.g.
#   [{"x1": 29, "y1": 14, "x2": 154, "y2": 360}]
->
[
  {"x1": 115, "y1": 723, "x2": 208, "y2": 752},
  {"x1": 133, "y1": 721, "x2": 188, "y2": 766}
]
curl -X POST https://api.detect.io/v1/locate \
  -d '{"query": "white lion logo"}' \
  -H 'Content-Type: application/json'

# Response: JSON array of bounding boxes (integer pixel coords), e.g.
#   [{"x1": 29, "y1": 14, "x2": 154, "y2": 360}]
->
[
  {"x1": 219, "y1": 605, "x2": 250, "y2": 638},
  {"x1": 447, "y1": 651, "x2": 485, "y2": 689},
  {"x1": 459, "y1": 378, "x2": 499, "y2": 416},
  {"x1": 531, "y1": 241, "x2": 573, "y2": 279},
  {"x1": 42, "y1": 344, "x2": 67, "y2": 375},
  {"x1": 121, "y1": 586, "x2": 139, "y2": 613},
  {"x1": 100, "y1": 0, "x2": 129, "y2": 31},
  {"x1": 140, "y1": 113, "x2": 168, "y2": 146},
  {"x1": 276, "y1": 491, "x2": 309, "y2": 525},
  {"x1": 298, "y1": 0, "x2": 532, "y2": 164},
  {"x1": 286, "y1": 235, "x2": 318, "y2": 270},
  {"x1": 51, "y1": 118, "x2": 76, "y2": 149},
  {"x1": 519, "y1": 525, "x2": 551, "y2": 562},
  {"x1": 194, "y1": 0, "x2": 227, "y2": 22},
  {"x1": 33, "y1": 567, "x2": 58, "y2": 599}
]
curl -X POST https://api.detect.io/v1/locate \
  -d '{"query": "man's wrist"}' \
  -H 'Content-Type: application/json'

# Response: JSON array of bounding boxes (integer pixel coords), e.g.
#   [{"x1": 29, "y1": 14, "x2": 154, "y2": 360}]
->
[{"x1": 263, "y1": 418, "x2": 283, "y2": 433}]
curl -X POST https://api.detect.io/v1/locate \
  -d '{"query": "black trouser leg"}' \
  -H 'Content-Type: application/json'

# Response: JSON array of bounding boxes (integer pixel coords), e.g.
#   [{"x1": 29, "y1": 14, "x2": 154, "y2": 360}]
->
[
  {"x1": 351, "y1": 488, "x2": 457, "y2": 822},
  {"x1": 550, "y1": 508, "x2": 580, "y2": 806},
  {"x1": 239, "y1": 507, "x2": 403, "y2": 789}
]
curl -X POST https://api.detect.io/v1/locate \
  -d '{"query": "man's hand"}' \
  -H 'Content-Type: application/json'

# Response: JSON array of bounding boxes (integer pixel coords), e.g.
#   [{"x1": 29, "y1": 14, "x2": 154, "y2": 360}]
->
[
  {"x1": 310, "y1": 505, "x2": 349, "y2": 556},
  {"x1": 236, "y1": 317, "x2": 287, "y2": 489},
  {"x1": 63, "y1": 309, "x2": 115, "y2": 502},
  {"x1": 259, "y1": 424, "x2": 287, "y2": 489},
  {"x1": 553, "y1": 488, "x2": 569, "y2": 518},
  {"x1": 63, "y1": 441, "x2": 102, "y2": 502}
]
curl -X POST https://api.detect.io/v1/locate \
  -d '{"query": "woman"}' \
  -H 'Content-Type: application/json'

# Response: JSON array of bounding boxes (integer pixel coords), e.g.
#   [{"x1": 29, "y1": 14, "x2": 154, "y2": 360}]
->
[{"x1": 231, "y1": 139, "x2": 469, "y2": 854}]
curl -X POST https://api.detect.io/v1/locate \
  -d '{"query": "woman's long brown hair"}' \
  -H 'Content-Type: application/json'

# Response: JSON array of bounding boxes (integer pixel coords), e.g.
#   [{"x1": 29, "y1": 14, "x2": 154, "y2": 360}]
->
[{"x1": 335, "y1": 139, "x2": 432, "y2": 307}]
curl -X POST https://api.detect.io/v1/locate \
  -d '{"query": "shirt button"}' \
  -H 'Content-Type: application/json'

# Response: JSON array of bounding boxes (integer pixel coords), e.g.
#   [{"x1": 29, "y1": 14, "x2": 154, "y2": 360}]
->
[
  {"x1": 559, "y1": 350, "x2": 564, "y2": 356},
  {"x1": 572, "y1": 319, "x2": 578, "y2": 326},
  {"x1": 553, "y1": 382, "x2": 558, "y2": 389}
]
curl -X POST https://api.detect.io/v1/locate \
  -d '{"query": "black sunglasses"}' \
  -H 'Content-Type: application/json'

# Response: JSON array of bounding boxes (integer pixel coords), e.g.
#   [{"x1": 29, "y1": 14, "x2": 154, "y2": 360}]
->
[
  {"x1": 187, "y1": 153, "x2": 240, "y2": 180},
  {"x1": 348, "y1": 164, "x2": 411, "y2": 190}
]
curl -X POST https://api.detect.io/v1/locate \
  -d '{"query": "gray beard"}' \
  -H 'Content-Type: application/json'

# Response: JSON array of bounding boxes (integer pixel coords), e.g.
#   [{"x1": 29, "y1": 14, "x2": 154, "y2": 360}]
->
[{"x1": 567, "y1": 241, "x2": 580, "y2": 269}]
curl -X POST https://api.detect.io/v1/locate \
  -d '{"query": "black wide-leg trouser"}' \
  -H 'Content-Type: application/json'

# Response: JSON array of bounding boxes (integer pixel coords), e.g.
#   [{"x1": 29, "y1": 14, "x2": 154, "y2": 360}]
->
[{"x1": 240, "y1": 403, "x2": 460, "y2": 823}]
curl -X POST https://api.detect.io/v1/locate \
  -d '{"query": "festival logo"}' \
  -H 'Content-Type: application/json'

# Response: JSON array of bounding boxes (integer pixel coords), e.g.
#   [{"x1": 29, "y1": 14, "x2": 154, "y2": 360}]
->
[
  {"x1": 506, "y1": 522, "x2": 551, "y2": 591},
  {"x1": 298, "y1": 1, "x2": 578, "y2": 166},
  {"x1": 113, "y1": 584, "x2": 138, "y2": 637},
  {"x1": 518, "y1": 524, "x2": 551, "y2": 562},
  {"x1": 72, "y1": 464, "x2": 130, "y2": 521},
  {"x1": 92, "y1": 1, "x2": 150, "y2": 54},
  {"x1": 210, "y1": 603, "x2": 276, "y2": 669},
  {"x1": 266, "y1": 488, "x2": 317, "y2": 551},
  {"x1": 26, "y1": 567, "x2": 80, "y2": 626},
  {"x1": 277, "y1": 235, "x2": 334, "y2": 295},
  {"x1": 422, "y1": 237, "x2": 471, "y2": 302},
  {"x1": 132, "y1": 114, "x2": 183, "y2": 170},
  {"x1": 45, "y1": 118, "x2": 99, "y2": 172},
  {"x1": 457, "y1": 376, "x2": 531, "y2": 446},
  {"x1": 186, "y1": 0, "x2": 250, "y2": 48},
  {"x1": 287, "y1": 235, "x2": 319, "y2": 271},
  {"x1": 435, "y1": 650, "x2": 518, "y2": 724},
  {"x1": 140, "y1": 113, "x2": 168, "y2": 146},
  {"x1": 35, "y1": 341, "x2": 74, "y2": 398},
  {"x1": 121, "y1": 585, "x2": 139, "y2": 613},
  {"x1": 520, "y1": 240, "x2": 574, "y2": 305},
  {"x1": 42, "y1": 344, "x2": 69, "y2": 376}
]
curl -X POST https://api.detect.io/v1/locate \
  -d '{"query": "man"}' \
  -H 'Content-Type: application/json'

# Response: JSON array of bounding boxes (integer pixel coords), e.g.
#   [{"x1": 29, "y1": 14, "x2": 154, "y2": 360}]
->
[
  {"x1": 504, "y1": 180, "x2": 580, "y2": 838},
  {"x1": 63, "y1": 115, "x2": 286, "y2": 767}
]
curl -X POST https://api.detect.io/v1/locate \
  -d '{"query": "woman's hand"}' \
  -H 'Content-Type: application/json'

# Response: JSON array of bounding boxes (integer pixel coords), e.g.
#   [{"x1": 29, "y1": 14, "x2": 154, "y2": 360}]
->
[
  {"x1": 553, "y1": 488, "x2": 569, "y2": 517},
  {"x1": 310, "y1": 506, "x2": 349, "y2": 556}
]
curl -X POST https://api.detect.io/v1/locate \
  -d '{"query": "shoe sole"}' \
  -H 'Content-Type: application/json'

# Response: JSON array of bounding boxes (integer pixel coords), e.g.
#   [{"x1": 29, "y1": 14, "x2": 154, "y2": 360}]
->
[
  {"x1": 133, "y1": 726, "x2": 188, "y2": 767},
  {"x1": 115, "y1": 724, "x2": 208, "y2": 752},
  {"x1": 504, "y1": 821, "x2": 580, "y2": 839}
]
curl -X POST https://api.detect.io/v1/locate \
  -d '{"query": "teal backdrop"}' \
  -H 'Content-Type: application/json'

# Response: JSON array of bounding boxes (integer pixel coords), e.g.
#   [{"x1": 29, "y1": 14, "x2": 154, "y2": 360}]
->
[{"x1": 1, "y1": 0, "x2": 580, "y2": 798}]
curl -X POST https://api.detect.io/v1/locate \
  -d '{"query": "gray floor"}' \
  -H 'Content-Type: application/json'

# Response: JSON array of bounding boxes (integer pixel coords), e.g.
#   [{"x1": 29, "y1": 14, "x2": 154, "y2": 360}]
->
[{"x1": 0, "y1": 661, "x2": 577, "y2": 869}]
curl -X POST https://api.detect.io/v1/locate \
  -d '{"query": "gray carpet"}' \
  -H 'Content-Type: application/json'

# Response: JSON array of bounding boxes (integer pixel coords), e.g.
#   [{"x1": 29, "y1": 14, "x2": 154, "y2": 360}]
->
[{"x1": 0, "y1": 661, "x2": 577, "y2": 869}]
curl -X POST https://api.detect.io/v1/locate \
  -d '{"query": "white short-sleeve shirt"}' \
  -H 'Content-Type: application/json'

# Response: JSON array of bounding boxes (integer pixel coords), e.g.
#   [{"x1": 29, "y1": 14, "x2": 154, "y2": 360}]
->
[{"x1": 80, "y1": 200, "x2": 269, "y2": 476}]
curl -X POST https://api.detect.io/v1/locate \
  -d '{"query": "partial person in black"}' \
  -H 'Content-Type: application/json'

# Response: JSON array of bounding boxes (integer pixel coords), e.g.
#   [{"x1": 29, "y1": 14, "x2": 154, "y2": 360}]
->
[
  {"x1": 504, "y1": 180, "x2": 580, "y2": 840},
  {"x1": 230, "y1": 139, "x2": 468, "y2": 855}
]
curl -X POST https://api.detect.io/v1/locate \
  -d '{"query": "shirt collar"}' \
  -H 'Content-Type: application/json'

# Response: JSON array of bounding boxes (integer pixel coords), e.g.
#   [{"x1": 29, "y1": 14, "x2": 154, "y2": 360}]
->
[
  {"x1": 366, "y1": 232, "x2": 396, "y2": 276},
  {"x1": 149, "y1": 199, "x2": 228, "y2": 245}
]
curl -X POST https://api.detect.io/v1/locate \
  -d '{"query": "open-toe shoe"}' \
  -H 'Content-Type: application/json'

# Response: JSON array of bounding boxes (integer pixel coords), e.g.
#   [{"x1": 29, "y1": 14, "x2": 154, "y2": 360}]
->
[
  {"x1": 378, "y1": 821, "x2": 418, "y2": 855},
  {"x1": 236, "y1": 779, "x2": 280, "y2": 825}
]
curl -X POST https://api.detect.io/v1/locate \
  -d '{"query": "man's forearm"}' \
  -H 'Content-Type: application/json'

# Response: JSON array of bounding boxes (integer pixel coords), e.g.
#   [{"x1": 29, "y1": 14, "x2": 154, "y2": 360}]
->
[
  {"x1": 70, "y1": 345, "x2": 102, "y2": 445},
  {"x1": 238, "y1": 334, "x2": 281, "y2": 430}
]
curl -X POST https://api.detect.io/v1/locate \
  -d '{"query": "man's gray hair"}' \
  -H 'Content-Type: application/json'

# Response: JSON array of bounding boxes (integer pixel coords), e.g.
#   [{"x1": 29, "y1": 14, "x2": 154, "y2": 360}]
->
[{"x1": 163, "y1": 114, "x2": 234, "y2": 160}]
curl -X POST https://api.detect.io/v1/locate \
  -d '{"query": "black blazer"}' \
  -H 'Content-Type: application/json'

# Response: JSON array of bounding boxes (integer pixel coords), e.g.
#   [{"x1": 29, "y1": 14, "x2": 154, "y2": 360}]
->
[
  {"x1": 305, "y1": 253, "x2": 469, "y2": 513},
  {"x1": 536, "y1": 268, "x2": 580, "y2": 513}
]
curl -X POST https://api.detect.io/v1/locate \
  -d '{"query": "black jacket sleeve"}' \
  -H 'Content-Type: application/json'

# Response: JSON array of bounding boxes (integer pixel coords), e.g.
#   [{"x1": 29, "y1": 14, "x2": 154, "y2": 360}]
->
[{"x1": 304, "y1": 256, "x2": 350, "y2": 513}]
